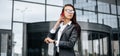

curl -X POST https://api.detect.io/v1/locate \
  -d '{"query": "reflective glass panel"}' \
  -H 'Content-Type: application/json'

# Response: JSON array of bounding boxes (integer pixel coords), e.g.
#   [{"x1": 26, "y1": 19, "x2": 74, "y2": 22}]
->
[
  {"x1": 47, "y1": 6, "x2": 62, "y2": 21},
  {"x1": 14, "y1": 1, "x2": 45, "y2": 23},
  {"x1": 13, "y1": 23, "x2": 23, "y2": 56},
  {"x1": 0, "y1": 0, "x2": 12, "y2": 29},
  {"x1": 22, "y1": 0, "x2": 45, "y2": 3}
]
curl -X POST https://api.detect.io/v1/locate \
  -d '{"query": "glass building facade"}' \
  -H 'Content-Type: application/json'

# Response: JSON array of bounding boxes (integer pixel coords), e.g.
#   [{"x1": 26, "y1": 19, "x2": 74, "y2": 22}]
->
[{"x1": 0, "y1": 0, "x2": 120, "y2": 56}]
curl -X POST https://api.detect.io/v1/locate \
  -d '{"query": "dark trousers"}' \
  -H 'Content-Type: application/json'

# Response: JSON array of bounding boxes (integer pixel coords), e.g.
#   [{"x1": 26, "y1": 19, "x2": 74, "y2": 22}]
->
[{"x1": 55, "y1": 51, "x2": 59, "y2": 56}]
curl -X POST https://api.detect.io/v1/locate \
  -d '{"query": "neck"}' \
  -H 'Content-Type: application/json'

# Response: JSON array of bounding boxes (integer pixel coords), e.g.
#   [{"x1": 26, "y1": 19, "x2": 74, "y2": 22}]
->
[{"x1": 63, "y1": 19, "x2": 70, "y2": 25}]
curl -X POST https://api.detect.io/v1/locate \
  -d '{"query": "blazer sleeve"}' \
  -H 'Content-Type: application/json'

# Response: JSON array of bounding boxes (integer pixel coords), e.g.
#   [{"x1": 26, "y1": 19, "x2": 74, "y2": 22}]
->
[
  {"x1": 59, "y1": 27, "x2": 78, "y2": 49},
  {"x1": 47, "y1": 32, "x2": 56, "y2": 39},
  {"x1": 47, "y1": 27, "x2": 60, "y2": 39}
]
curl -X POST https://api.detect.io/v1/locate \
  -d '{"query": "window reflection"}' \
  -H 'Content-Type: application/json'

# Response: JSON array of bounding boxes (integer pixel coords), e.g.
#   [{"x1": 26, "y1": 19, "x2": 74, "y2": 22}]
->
[
  {"x1": 1, "y1": 33, "x2": 9, "y2": 56},
  {"x1": 98, "y1": 2, "x2": 110, "y2": 13},
  {"x1": 14, "y1": 1, "x2": 45, "y2": 23},
  {"x1": 85, "y1": 11, "x2": 97, "y2": 23},
  {"x1": 112, "y1": 33, "x2": 119, "y2": 56},
  {"x1": 118, "y1": 6, "x2": 120, "y2": 15},
  {"x1": 84, "y1": 0, "x2": 96, "y2": 11},
  {"x1": 111, "y1": 4, "x2": 116, "y2": 14},
  {"x1": 47, "y1": 0, "x2": 64, "y2": 6},
  {"x1": 0, "y1": 0, "x2": 12, "y2": 29},
  {"x1": 74, "y1": 0, "x2": 96, "y2": 11},
  {"x1": 113, "y1": 41, "x2": 119, "y2": 56},
  {"x1": 47, "y1": 6, "x2": 62, "y2": 21},
  {"x1": 79, "y1": 11, "x2": 97, "y2": 23},
  {"x1": 118, "y1": 16, "x2": 120, "y2": 27},
  {"x1": 63, "y1": 0, "x2": 73, "y2": 5},
  {"x1": 13, "y1": 23, "x2": 23, "y2": 56},
  {"x1": 81, "y1": 31, "x2": 89, "y2": 56},
  {"x1": 103, "y1": 37, "x2": 107, "y2": 55},
  {"x1": 81, "y1": 11, "x2": 97, "y2": 23},
  {"x1": 93, "y1": 39, "x2": 99, "y2": 56},
  {"x1": 47, "y1": 0, "x2": 73, "y2": 6},
  {"x1": 76, "y1": 10, "x2": 82, "y2": 21},
  {"x1": 100, "y1": 38, "x2": 103, "y2": 55},
  {"x1": 98, "y1": 14, "x2": 117, "y2": 28},
  {"x1": 22, "y1": 0, "x2": 45, "y2": 3}
]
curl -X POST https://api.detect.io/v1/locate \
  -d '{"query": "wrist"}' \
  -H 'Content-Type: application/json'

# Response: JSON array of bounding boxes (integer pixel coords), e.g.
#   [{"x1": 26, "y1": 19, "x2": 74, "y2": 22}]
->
[
  {"x1": 54, "y1": 40, "x2": 56, "y2": 44},
  {"x1": 56, "y1": 21, "x2": 61, "y2": 24}
]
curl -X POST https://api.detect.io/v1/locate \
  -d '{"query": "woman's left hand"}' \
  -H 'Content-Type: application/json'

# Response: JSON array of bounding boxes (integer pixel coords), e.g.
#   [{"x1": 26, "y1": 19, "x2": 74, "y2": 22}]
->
[{"x1": 44, "y1": 37, "x2": 55, "y2": 44}]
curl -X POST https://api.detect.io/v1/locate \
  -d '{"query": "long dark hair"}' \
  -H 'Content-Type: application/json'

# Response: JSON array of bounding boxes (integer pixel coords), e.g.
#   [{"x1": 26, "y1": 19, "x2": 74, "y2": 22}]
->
[{"x1": 62, "y1": 4, "x2": 81, "y2": 38}]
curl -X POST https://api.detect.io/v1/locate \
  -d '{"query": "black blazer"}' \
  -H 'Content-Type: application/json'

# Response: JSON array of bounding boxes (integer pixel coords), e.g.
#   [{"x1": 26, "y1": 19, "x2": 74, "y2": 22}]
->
[{"x1": 47, "y1": 23, "x2": 79, "y2": 56}]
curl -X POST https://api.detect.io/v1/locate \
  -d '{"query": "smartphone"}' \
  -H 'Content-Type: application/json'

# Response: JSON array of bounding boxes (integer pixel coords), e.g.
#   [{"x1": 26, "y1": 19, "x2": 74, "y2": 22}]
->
[
  {"x1": 60, "y1": 11, "x2": 64, "y2": 22},
  {"x1": 61, "y1": 11, "x2": 64, "y2": 17}
]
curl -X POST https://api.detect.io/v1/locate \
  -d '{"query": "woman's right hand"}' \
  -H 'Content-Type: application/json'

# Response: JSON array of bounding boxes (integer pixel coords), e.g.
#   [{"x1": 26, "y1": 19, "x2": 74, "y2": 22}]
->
[
  {"x1": 57, "y1": 15, "x2": 64, "y2": 23},
  {"x1": 52, "y1": 16, "x2": 64, "y2": 30}
]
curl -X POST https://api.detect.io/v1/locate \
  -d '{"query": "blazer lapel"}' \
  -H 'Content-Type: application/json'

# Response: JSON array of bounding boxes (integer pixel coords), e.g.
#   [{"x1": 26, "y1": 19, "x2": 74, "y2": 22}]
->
[
  {"x1": 61, "y1": 24, "x2": 73, "y2": 37},
  {"x1": 55, "y1": 27, "x2": 60, "y2": 40}
]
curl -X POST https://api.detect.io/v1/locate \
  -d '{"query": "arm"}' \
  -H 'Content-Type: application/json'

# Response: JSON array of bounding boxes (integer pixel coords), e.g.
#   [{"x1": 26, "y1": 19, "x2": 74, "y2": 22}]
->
[{"x1": 45, "y1": 16, "x2": 64, "y2": 43}]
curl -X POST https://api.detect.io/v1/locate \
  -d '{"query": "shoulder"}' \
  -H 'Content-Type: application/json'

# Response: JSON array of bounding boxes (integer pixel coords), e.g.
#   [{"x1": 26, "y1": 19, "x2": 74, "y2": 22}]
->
[{"x1": 72, "y1": 23, "x2": 81, "y2": 29}]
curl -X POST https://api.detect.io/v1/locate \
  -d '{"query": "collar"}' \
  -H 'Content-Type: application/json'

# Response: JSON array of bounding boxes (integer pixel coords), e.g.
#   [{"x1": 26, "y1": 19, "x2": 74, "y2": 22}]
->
[
  {"x1": 60, "y1": 21, "x2": 72, "y2": 27},
  {"x1": 67, "y1": 21, "x2": 72, "y2": 25}
]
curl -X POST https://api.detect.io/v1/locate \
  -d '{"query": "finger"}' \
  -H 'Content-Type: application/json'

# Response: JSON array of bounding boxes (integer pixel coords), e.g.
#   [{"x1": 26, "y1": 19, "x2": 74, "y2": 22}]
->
[
  {"x1": 44, "y1": 39, "x2": 47, "y2": 42},
  {"x1": 45, "y1": 39, "x2": 49, "y2": 44},
  {"x1": 44, "y1": 37, "x2": 49, "y2": 42}
]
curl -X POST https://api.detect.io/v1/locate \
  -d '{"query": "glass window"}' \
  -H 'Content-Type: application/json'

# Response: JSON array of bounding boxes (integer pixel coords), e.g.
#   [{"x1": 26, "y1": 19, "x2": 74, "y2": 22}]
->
[
  {"x1": 98, "y1": 2, "x2": 110, "y2": 13},
  {"x1": 76, "y1": 10, "x2": 82, "y2": 21},
  {"x1": 118, "y1": 6, "x2": 120, "y2": 15},
  {"x1": 98, "y1": 14, "x2": 104, "y2": 24},
  {"x1": 75, "y1": 0, "x2": 96, "y2": 11},
  {"x1": 22, "y1": 0, "x2": 45, "y2": 3},
  {"x1": 74, "y1": 0, "x2": 84, "y2": 9},
  {"x1": 76, "y1": 10, "x2": 97, "y2": 23},
  {"x1": 98, "y1": 14, "x2": 117, "y2": 28},
  {"x1": 80, "y1": 11, "x2": 97, "y2": 23},
  {"x1": 74, "y1": 41, "x2": 80, "y2": 56},
  {"x1": 118, "y1": 16, "x2": 120, "y2": 27},
  {"x1": 47, "y1": 0, "x2": 73, "y2": 6},
  {"x1": 103, "y1": 37, "x2": 108, "y2": 55},
  {"x1": 13, "y1": 23, "x2": 23, "y2": 56},
  {"x1": 63, "y1": 0, "x2": 73, "y2": 5},
  {"x1": 85, "y1": 12, "x2": 97, "y2": 23},
  {"x1": 104, "y1": 15, "x2": 117, "y2": 28},
  {"x1": 0, "y1": 0, "x2": 12, "y2": 29},
  {"x1": 83, "y1": 0, "x2": 96, "y2": 11},
  {"x1": 100, "y1": 38, "x2": 103, "y2": 55},
  {"x1": 111, "y1": 4, "x2": 116, "y2": 14},
  {"x1": 47, "y1": 6, "x2": 62, "y2": 21},
  {"x1": 113, "y1": 41, "x2": 119, "y2": 56},
  {"x1": 81, "y1": 31, "x2": 89, "y2": 56},
  {"x1": 117, "y1": 0, "x2": 120, "y2": 15},
  {"x1": 93, "y1": 39, "x2": 99, "y2": 56},
  {"x1": 88, "y1": 39, "x2": 92, "y2": 56},
  {"x1": 14, "y1": 1, "x2": 45, "y2": 23}
]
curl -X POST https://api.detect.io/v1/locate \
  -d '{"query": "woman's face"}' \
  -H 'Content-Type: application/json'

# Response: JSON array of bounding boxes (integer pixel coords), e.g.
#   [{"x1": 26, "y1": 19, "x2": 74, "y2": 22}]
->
[{"x1": 64, "y1": 6, "x2": 74, "y2": 20}]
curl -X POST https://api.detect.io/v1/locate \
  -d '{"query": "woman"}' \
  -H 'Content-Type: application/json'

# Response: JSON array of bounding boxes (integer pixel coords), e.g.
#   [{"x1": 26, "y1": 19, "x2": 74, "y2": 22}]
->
[{"x1": 44, "y1": 4, "x2": 81, "y2": 56}]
